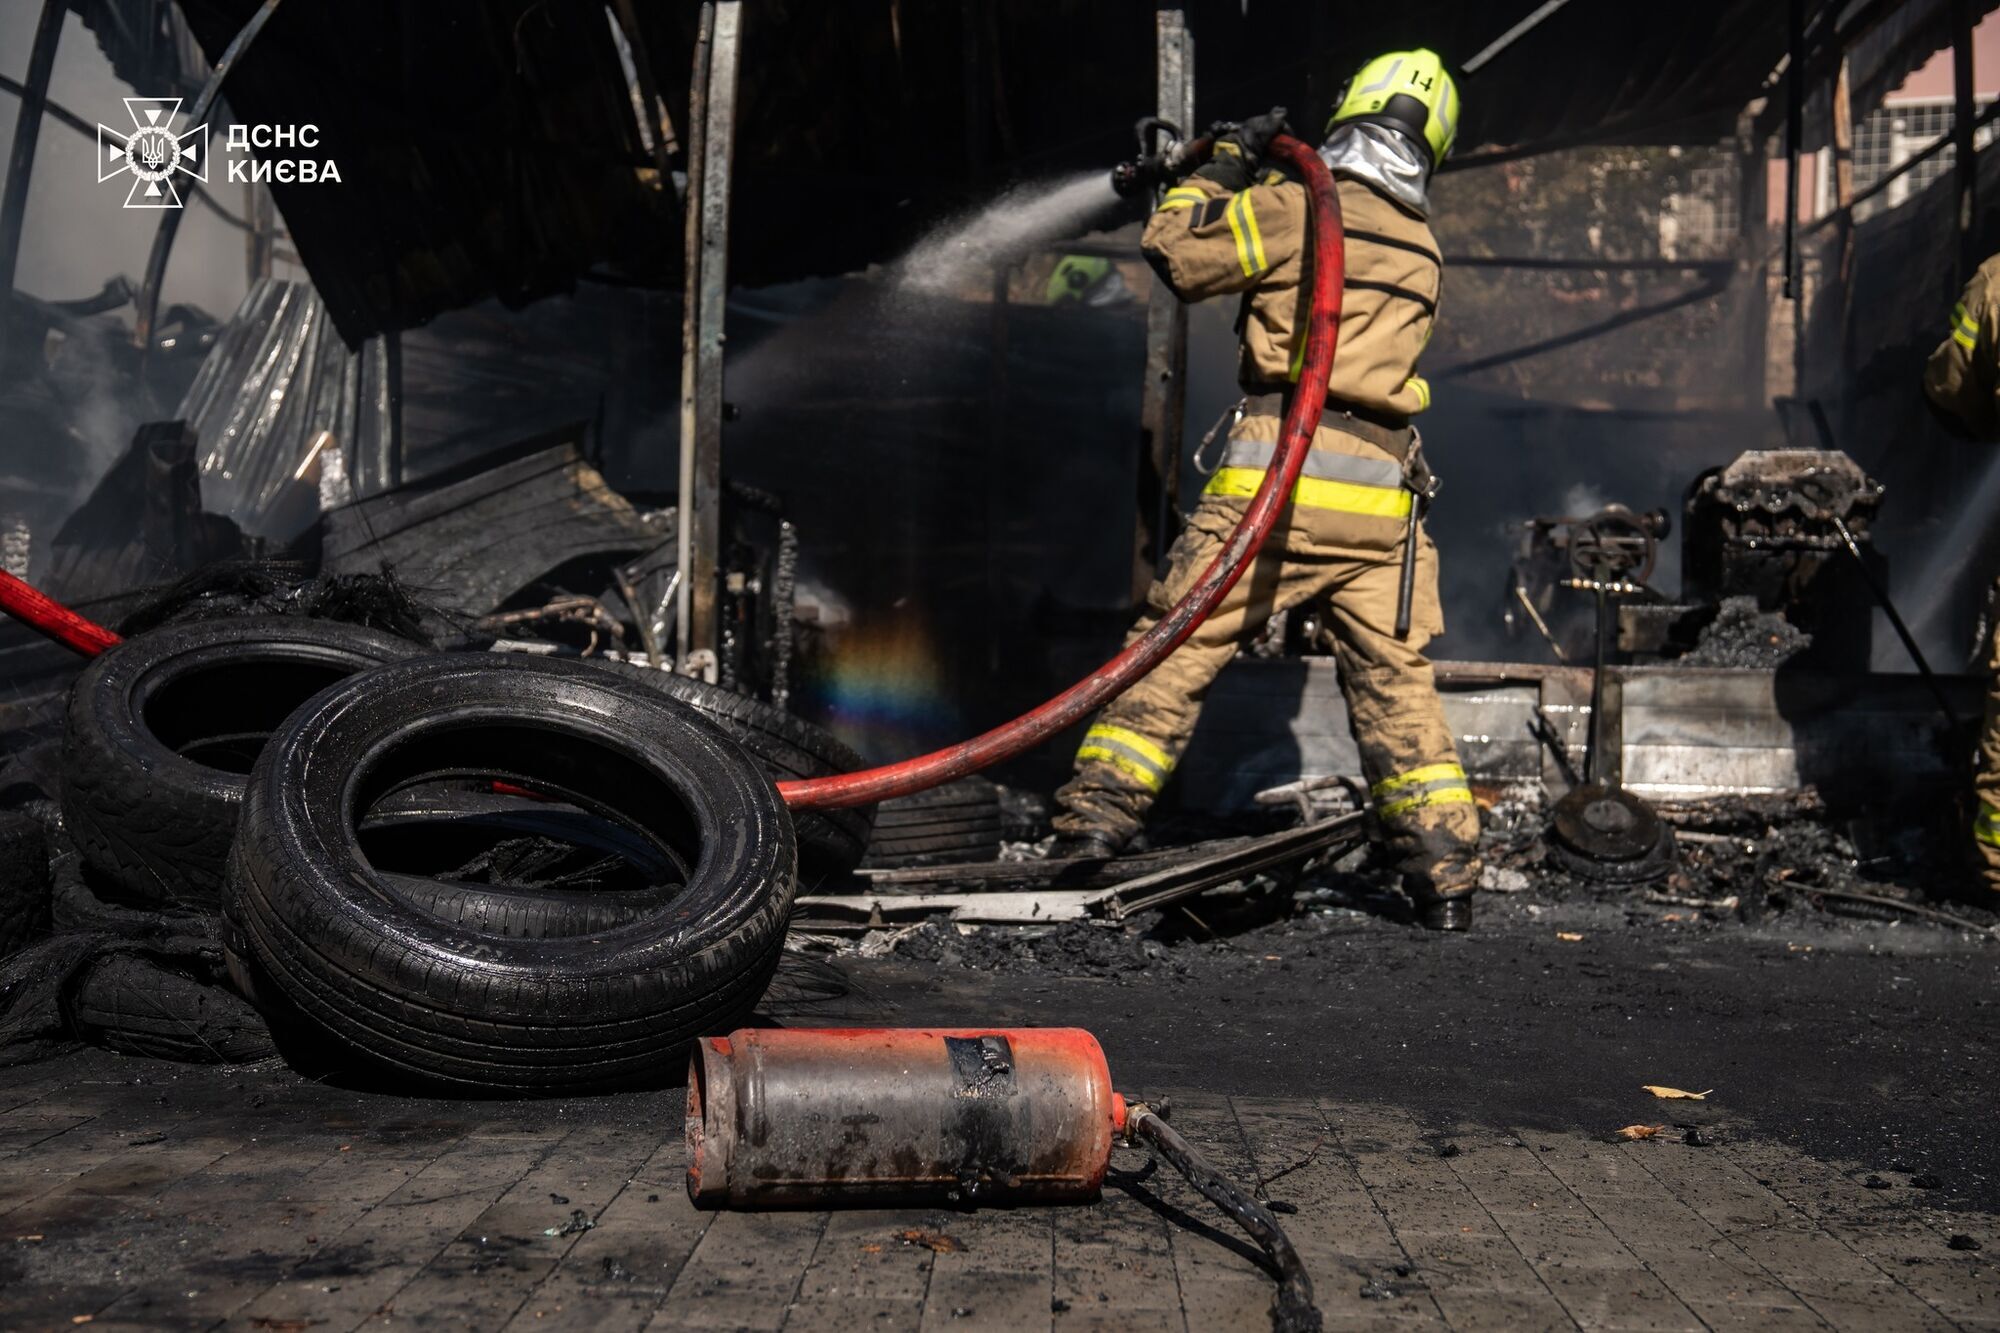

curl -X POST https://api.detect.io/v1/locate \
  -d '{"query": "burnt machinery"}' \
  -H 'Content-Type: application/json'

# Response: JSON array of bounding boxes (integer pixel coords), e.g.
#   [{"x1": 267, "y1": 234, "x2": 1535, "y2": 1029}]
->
[
  {"x1": 1508, "y1": 450, "x2": 1885, "y2": 670},
  {"x1": 1536, "y1": 504, "x2": 1678, "y2": 883},
  {"x1": 1673, "y1": 449, "x2": 1884, "y2": 666}
]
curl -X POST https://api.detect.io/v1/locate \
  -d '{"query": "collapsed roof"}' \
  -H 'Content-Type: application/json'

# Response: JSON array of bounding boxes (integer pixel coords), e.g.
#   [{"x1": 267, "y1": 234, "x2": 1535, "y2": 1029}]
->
[{"x1": 166, "y1": 0, "x2": 1975, "y2": 344}]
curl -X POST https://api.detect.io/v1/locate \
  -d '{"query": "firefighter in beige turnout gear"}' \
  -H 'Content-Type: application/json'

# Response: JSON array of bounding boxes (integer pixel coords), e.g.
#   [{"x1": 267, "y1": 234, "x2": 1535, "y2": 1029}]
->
[
  {"x1": 1921, "y1": 252, "x2": 2000, "y2": 896},
  {"x1": 1052, "y1": 50, "x2": 1482, "y2": 930}
]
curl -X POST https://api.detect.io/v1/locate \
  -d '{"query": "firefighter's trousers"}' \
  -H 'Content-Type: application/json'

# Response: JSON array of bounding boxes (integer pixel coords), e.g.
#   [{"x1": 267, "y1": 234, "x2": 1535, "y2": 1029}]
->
[
  {"x1": 1054, "y1": 486, "x2": 1481, "y2": 897},
  {"x1": 1977, "y1": 577, "x2": 2000, "y2": 892}
]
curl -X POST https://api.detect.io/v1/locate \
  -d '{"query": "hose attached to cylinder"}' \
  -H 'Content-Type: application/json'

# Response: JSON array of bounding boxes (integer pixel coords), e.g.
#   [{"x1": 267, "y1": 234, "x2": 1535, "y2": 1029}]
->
[
  {"x1": 1127, "y1": 1104, "x2": 1321, "y2": 1333},
  {"x1": 0, "y1": 570, "x2": 119, "y2": 656},
  {"x1": 781, "y1": 133, "x2": 1344, "y2": 810}
]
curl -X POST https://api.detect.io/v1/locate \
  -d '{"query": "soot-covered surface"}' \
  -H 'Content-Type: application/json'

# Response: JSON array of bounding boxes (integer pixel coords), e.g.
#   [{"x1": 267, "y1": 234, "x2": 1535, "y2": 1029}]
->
[
  {"x1": 850, "y1": 866, "x2": 2000, "y2": 1217},
  {"x1": 2, "y1": 887, "x2": 1996, "y2": 1330}
]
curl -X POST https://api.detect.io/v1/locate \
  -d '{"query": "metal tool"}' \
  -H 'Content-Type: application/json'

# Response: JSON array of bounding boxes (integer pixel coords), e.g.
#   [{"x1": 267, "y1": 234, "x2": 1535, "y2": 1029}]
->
[
  {"x1": 1394, "y1": 438, "x2": 1438, "y2": 640},
  {"x1": 1545, "y1": 573, "x2": 1677, "y2": 883},
  {"x1": 1830, "y1": 514, "x2": 1961, "y2": 731}
]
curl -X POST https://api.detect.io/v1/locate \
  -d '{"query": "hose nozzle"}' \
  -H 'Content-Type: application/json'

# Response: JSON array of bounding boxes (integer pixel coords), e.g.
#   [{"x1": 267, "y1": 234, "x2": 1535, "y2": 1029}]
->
[{"x1": 1110, "y1": 116, "x2": 1213, "y2": 199}]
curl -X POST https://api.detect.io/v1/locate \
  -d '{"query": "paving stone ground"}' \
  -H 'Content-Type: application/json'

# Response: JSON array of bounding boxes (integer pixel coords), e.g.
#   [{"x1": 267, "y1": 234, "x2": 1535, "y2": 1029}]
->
[{"x1": 0, "y1": 1054, "x2": 1992, "y2": 1331}]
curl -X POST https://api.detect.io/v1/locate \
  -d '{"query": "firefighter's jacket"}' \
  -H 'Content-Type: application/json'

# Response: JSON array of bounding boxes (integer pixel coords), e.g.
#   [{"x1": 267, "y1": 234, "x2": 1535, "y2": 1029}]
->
[
  {"x1": 1142, "y1": 168, "x2": 1440, "y2": 557},
  {"x1": 1924, "y1": 253, "x2": 2000, "y2": 438},
  {"x1": 1143, "y1": 170, "x2": 1440, "y2": 418}
]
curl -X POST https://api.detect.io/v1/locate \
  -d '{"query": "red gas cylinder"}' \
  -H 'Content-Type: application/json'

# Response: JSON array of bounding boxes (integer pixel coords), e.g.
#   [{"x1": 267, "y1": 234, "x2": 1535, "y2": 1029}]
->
[{"x1": 687, "y1": 1027, "x2": 1127, "y2": 1208}]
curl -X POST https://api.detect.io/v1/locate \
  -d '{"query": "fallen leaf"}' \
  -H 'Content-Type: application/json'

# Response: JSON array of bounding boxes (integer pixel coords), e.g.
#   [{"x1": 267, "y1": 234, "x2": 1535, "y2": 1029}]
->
[
  {"x1": 71, "y1": 1320, "x2": 93, "y2": 1327},
  {"x1": 1616, "y1": 1124, "x2": 1667, "y2": 1141},
  {"x1": 15, "y1": 1235, "x2": 43, "y2": 1242},
  {"x1": 1661, "y1": 913, "x2": 1685, "y2": 923},
  {"x1": 898, "y1": 1228, "x2": 965, "y2": 1253},
  {"x1": 860, "y1": 1243, "x2": 883, "y2": 1254},
  {"x1": 1641, "y1": 1085, "x2": 1712, "y2": 1100},
  {"x1": 1556, "y1": 931, "x2": 1585, "y2": 942}
]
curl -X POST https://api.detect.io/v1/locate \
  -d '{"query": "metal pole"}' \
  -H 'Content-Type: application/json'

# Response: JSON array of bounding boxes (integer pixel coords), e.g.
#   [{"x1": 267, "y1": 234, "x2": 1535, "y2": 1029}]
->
[
  {"x1": 1584, "y1": 584, "x2": 1609, "y2": 785},
  {"x1": 245, "y1": 179, "x2": 274, "y2": 283},
  {"x1": 610, "y1": 0, "x2": 675, "y2": 180},
  {"x1": 1783, "y1": 0, "x2": 1803, "y2": 300},
  {"x1": 134, "y1": 0, "x2": 285, "y2": 351},
  {"x1": 1953, "y1": 0, "x2": 1978, "y2": 285},
  {"x1": 676, "y1": 0, "x2": 740, "y2": 675},
  {"x1": 1461, "y1": 0, "x2": 1575, "y2": 77},
  {"x1": 0, "y1": 0, "x2": 64, "y2": 367},
  {"x1": 1133, "y1": 5, "x2": 1193, "y2": 602},
  {"x1": 1831, "y1": 515, "x2": 1961, "y2": 729},
  {"x1": 1737, "y1": 110, "x2": 1770, "y2": 410}
]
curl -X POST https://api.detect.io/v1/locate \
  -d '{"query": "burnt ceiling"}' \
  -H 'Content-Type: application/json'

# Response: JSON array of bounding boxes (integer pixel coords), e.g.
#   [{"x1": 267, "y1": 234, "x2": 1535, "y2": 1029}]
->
[{"x1": 173, "y1": 0, "x2": 1926, "y2": 343}]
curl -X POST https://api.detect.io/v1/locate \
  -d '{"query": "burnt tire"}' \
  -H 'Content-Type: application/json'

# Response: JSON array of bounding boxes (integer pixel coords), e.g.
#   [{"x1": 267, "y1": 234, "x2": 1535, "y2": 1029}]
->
[
  {"x1": 0, "y1": 813, "x2": 51, "y2": 960},
  {"x1": 61, "y1": 616, "x2": 428, "y2": 907},
  {"x1": 860, "y1": 777, "x2": 1003, "y2": 868},
  {"x1": 577, "y1": 662, "x2": 872, "y2": 886},
  {"x1": 49, "y1": 850, "x2": 217, "y2": 941},
  {"x1": 66, "y1": 954, "x2": 276, "y2": 1065},
  {"x1": 223, "y1": 654, "x2": 797, "y2": 1093}
]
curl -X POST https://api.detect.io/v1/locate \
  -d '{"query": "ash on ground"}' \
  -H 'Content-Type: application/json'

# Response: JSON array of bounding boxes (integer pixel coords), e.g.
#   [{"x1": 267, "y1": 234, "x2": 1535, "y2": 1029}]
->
[
  {"x1": 1680, "y1": 596, "x2": 1812, "y2": 669},
  {"x1": 861, "y1": 783, "x2": 1997, "y2": 978}
]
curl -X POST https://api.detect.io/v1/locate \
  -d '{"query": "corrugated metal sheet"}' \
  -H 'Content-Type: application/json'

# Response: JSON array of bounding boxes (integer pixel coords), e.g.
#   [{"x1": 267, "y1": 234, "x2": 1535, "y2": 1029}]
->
[{"x1": 177, "y1": 279, "x2": 390, "y2": 539}]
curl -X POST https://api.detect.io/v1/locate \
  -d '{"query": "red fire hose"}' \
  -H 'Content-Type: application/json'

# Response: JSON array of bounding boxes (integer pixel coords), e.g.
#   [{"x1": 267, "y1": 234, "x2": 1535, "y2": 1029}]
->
[
  {"x1": 781, "y1": 133, "x2": 1345, "y2": 810},
  {"x1": 0, "y1": 136, "x2": 1344, "y2": 817},
  {"x1": 0, "y1": 570, "x2": 119, "y2": 656}
]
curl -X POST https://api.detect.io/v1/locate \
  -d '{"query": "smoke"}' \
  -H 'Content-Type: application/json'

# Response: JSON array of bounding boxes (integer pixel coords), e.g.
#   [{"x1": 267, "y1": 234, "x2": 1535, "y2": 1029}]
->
[{"x1": 0, "y1": 6, "x2": 272, "y2": 560}]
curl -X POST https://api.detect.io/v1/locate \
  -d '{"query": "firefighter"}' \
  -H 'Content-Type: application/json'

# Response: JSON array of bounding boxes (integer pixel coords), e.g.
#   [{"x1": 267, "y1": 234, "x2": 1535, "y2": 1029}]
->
[
  {"x1": 1050, "y1": 50, "x2": 1482, "y2": 931},
  {"x1": 1046, "y1": 254, "x2": 1134, "y2": 307},
  {"x1": 1920, "y1": 254, "x2": 2000, "y2": 897}
]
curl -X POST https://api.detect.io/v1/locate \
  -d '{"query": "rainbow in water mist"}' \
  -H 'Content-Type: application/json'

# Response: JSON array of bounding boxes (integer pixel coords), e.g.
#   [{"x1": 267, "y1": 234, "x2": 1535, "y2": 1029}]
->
[{"x1": 803, "y1": 618, "x2": 967, "y2": 764}]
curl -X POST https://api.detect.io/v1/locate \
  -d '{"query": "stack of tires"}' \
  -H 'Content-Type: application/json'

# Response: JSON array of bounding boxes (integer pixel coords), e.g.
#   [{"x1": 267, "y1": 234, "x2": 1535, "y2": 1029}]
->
[{"x1": 52, "y1": 617, "x2": 869, "y2": 1092}]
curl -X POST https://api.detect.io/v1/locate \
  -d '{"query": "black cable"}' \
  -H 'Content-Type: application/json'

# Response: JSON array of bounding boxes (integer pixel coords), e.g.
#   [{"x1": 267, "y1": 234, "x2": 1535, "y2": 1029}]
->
[{"x1": 1127, "y1": 1105, "x2": 1321, "y2": 1333}]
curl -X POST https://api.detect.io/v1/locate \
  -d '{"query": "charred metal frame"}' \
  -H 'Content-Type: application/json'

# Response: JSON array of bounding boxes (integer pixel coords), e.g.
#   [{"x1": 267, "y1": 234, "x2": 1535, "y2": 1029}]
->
[
  {"x1": 133, "y1": 0, "x2": 285, "y2": 353},
  {"x1": 1133, "y1": 6, "x2": 1194, "y2": 601},
  {"x1": 1953, "y1": 0, "x2": 1978, "y2": 284},
  {"x1": 0, "y1": 0, "x2": 64, "y2": 366},
  {"x1": 677, "y1": 0, "x2": 741, "y2": 675}
]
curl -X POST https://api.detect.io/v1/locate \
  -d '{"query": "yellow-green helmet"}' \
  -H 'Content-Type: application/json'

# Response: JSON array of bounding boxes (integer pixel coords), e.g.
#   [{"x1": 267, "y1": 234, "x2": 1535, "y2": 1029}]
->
[
  {"x1": 1328, "y1": 49, "x2": 1460, "y2": 167},
  {"x1": 1046, "y1": 254, "x2": 1113, "y2": 305}
]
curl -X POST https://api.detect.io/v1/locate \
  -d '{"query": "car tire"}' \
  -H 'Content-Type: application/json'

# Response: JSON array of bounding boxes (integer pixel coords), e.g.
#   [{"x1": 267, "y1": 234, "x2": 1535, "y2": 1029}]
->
[
  {"x1": 859, "y1": 776, "x2": 1003, "y2": 868},
  {"x1": 61, "y1": 616, "x2": 429, "y2": 906},
  {"x1": 224, "y1": 653, "x2": 796, "y2": 1093},
  {"x1": 576, "y1": 662, "x2": 873, "y2": 886}
]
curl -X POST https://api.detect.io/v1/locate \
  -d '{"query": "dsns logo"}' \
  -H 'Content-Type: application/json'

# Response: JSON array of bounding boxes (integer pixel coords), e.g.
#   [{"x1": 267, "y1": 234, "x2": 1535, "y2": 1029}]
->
[{"x1": 96, "y1": 97, "x2": 207, "y2": 208}]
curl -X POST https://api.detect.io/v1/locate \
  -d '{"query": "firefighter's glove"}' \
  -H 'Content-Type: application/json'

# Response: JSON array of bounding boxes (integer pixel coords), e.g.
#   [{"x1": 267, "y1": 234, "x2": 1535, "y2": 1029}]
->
[{"x1": 1195, "y1": 107, "x2": 1290, "y2": 192}]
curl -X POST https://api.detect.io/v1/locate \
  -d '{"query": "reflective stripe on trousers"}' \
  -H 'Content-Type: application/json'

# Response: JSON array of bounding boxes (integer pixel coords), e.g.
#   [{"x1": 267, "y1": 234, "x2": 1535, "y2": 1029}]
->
[
  {"x1": 1202, "y1": 438, "x2": 1411, "y2": 518},
  {"x1": 1076, "y1": 723, "x2": 1175, "y2": 792},
  {"x1": 1372, "y1": 762, "x2": 1473, "y2": 819},
  {"x1": 1978, "y1": 800, "x2": 2000, "y2": 849}
]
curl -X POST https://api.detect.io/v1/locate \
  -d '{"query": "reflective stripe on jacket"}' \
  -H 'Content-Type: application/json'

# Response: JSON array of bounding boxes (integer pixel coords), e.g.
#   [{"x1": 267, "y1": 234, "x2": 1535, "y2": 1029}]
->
[{"x1": 1925, "y1": 253, "x2": 2000, "y2": 439}]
